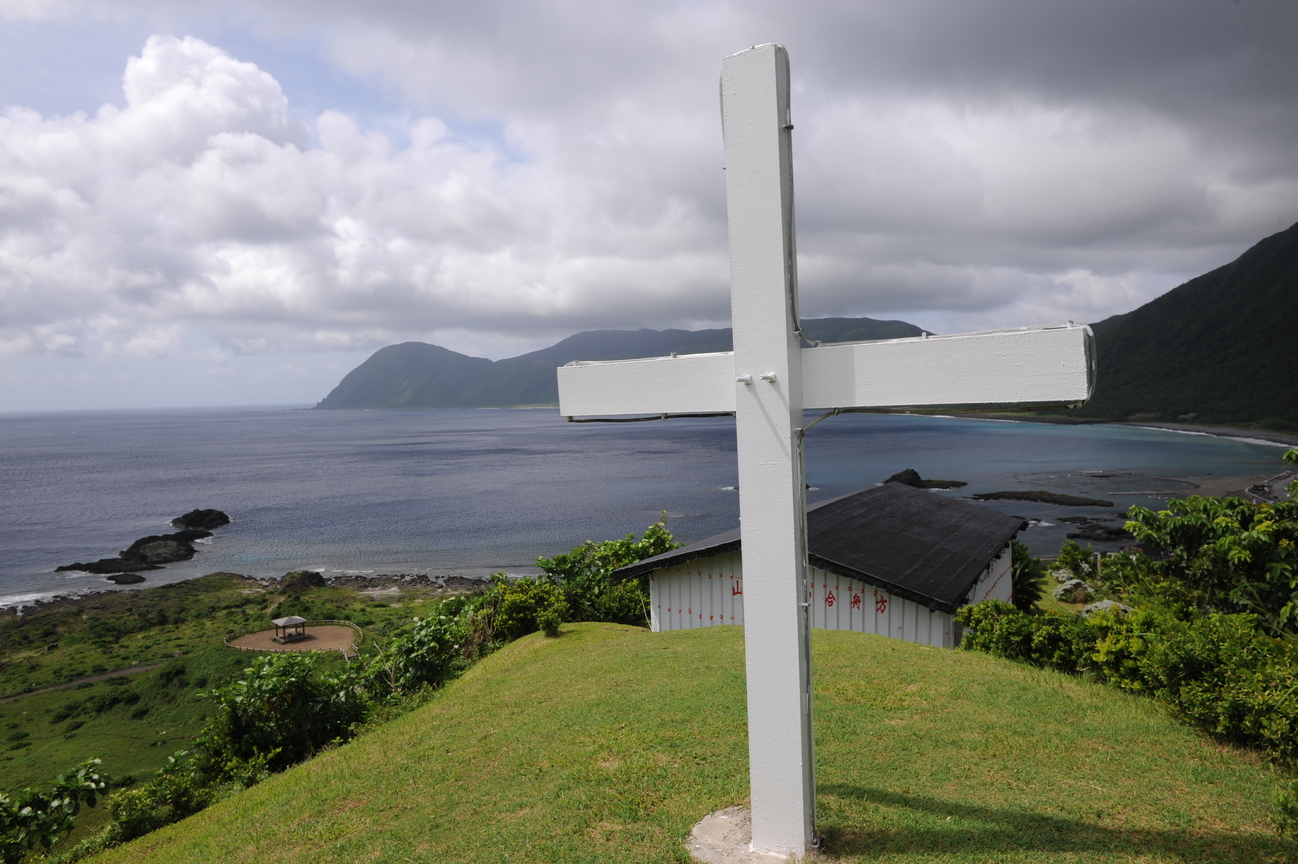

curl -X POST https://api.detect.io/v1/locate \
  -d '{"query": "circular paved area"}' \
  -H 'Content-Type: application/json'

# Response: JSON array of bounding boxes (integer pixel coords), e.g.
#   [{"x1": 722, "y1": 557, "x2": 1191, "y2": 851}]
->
[{"x1": 229, "y1": 625, "x2": 357, "y2": 652}]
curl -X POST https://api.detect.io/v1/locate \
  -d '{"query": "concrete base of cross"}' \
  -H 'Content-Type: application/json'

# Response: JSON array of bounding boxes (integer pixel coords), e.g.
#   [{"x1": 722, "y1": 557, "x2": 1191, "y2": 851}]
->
[{"x1": 686, "y1": 807, "x2": 826, "y2": 863}]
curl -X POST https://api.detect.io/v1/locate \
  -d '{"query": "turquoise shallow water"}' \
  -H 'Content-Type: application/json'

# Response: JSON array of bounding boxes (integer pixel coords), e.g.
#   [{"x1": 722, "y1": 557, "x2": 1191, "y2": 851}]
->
[{"x1": 0, "y1": 406, "x2": 1289, "y2": 605}]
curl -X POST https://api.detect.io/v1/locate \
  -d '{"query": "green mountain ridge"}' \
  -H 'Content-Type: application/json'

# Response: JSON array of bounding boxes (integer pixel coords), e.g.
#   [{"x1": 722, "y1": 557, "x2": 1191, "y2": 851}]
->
[
  {"x1": 1077, "y1": 220, "x2": 1298, "y2": 431},
  {"x1": 318, "y1": 220, "x2": 1298, "y2": 429},
  {"x1": 314, "y1": 317, "x2": 923, "y2": 410}
]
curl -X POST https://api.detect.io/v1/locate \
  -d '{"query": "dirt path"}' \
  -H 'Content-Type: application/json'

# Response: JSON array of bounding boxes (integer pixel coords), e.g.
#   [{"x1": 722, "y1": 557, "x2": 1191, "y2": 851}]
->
[{"x1": 0, "y1": 662, "x2": 166, "y2": 704}]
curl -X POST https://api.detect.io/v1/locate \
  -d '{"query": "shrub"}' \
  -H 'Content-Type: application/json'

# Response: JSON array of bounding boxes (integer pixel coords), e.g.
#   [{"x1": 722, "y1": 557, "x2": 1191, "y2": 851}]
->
[
  {"x1": 493, "y1": 578, "x2": 568, "y2": 642},
  {"x1": 538, "y1": 609, "x2": 562, "y2": 638},
  {"x1": 1274, "y1": 777, "x2": 1298, "y2": 838},
  {"x1": 0, "y1": 759, "x2": 109, "y2": 864},
  {"x1": 1124, "y1": 491, "x2": 1298, "y2": 636},
  {"x1": 536, "y1": 517, "x2": 677, "y2": 625},
  {"x1": 365, "y1": 614, "x2": 465, "y2": 698},
  {"x1": 105, "y1": 753, "x2": 212, "y2": 843},
  {"x1": 1055, "y1": 539, "x2": 1095, "y2": 579},
  {"x1": 194, "y1": 653, "x2": 365, "y2": 777},
  {"x1": 1010, "y1": 540, "x2": 1048, "y2": 613},
  {"x1": 956, "y1": 599, "x2": 1298, "y2": 764}
]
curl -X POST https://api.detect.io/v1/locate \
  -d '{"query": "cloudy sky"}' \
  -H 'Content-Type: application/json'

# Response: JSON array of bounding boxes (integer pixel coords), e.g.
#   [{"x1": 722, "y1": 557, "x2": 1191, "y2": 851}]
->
[{"x1": 2, "y1": 0, "x2": 1296, "y2": 411}]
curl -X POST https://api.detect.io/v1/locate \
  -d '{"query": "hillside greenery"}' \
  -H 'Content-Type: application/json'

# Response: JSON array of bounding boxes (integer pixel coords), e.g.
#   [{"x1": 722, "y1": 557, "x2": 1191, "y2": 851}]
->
[
  {"x1": 0, "y1": 574, "x2": 452, "y2": 847},
  {"x1": 1, "y1": 522, "x2": 676, "y2": 860},
  {"x1": 314, "y1": 316, "x2": 923, "y2": 410},
  {"x1": 1076, "y1": 220, "x2": 1298, "y2": 432},
  {"x1": 83, "y1": 623, "x2": 1293, "y2": 863}
]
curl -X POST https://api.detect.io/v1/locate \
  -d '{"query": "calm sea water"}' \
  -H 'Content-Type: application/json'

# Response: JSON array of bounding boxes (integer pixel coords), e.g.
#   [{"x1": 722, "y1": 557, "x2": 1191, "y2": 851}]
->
[{"x1": 0, "y1": 406, "x2": 1290, "y2": 606}]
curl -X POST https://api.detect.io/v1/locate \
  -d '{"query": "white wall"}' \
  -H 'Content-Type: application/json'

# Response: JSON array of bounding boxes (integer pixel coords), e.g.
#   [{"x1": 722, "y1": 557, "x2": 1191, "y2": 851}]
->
[
  {"x1": 649, "y1": 554, "x2": 957, "y2": 649},
  {"x1": 968, "y1": 543, "x2": 1014, "y2": 605}
]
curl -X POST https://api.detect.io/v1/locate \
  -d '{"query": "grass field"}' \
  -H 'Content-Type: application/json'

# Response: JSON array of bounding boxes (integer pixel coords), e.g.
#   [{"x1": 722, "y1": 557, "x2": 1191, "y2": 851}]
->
[
  {"x1": 0, "y1": 573, "x2": 457, "y2": 844},
  {"x1": 88, "y1": 622, "x2": 1293, "y2": 864}
]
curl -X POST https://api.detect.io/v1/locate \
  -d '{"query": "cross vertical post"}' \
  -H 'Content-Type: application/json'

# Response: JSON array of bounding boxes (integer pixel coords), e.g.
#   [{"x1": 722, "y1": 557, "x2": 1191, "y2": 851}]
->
[
  {"x1": 722, "y1": 43, "x2": 815, "y2": 855},
  {"x1": 554, "y1": 41, "x2": 1096, "y2": 862}
]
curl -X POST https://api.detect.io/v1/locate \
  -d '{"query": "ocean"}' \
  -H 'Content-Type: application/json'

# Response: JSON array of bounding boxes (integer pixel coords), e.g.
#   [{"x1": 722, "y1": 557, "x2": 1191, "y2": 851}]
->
[{"x1": 1, "y1": 406, "x2": 1290, "y2": 607}]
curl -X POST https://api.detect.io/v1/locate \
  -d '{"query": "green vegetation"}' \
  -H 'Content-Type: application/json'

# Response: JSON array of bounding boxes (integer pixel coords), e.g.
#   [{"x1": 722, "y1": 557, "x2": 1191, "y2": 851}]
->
[
  {"x1": 1075, "y1": 219, "x2": 1298, "y2": 432},
  {"x1": 957, "y1": 450, "x2": 1298, "y2": 836},
  {"x1": 314, "y1": 317, "x2": 923, "y2": 409},
  {"x1": 0, "y1": 572, "x2": 452, "y2": 852},
  {"x1": 535, "y1": 518, "x2": 676, "y2": 623},
  {"x1": 77, "y1": 624, "x2": 1290, "y2": 863},
  {"x1": 1, "y1": 760, "x2": 107, "y2": 864},
  {"x1": 1010, "y1": 539, "x2": 1048, "y2": 613},
  {"x1": 2, "y1": 521, "x2": 677, "y2": 859}
]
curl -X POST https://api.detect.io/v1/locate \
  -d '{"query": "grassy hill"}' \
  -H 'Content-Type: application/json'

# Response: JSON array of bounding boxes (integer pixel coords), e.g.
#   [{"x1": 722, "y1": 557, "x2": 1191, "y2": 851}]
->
[
  {"x1": 1076, "y1": 220, "x2": 1298, "y2": 432},
  {"x1": 314, "y1": 317, "x2": 923, "y2": 410},
  {"x1": 91, "y1": 623, "x2": 1290, "y2": 863}
]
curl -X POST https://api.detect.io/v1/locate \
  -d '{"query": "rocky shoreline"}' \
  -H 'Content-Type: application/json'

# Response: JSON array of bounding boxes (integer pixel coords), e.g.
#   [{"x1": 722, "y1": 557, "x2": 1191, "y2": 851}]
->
[
  {"x1": 55, "y1": 509, "x2": 232, "y2": 581},
  {"x1": 970, "y1": 490, "x2": 1116, "y2": 507}
]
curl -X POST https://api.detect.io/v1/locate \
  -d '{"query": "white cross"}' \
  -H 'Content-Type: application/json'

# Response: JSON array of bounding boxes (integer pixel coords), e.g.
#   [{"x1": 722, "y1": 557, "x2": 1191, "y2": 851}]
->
[{"x1": 557, "y1": 43, "x2": 1094, "y2": 858}]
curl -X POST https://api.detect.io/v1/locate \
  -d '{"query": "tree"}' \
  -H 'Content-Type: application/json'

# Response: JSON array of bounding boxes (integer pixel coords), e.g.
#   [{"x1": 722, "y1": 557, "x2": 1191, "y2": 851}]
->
[{"x1": 1122, "y1": 449, "x2": 1298, "y2": 635}]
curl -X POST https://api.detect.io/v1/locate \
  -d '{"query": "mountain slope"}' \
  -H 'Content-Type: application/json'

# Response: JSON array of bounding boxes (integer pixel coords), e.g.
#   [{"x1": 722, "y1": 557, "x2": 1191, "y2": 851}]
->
[
  {"x1": 93, "y1": 624, "x2": 1289, "y2": 863},
  {"x1": 315, "y1": 316, "x2": 923, "y2": 409},
  {"x1": 1077, "y1": 221, "x2": 1298, "y2": 430}
]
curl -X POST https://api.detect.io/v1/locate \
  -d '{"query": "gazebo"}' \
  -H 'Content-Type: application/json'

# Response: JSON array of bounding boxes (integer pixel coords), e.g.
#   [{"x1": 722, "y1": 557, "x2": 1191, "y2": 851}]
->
[{"x1": 271, "y1": 615, "x2": 308, "y2": 644}]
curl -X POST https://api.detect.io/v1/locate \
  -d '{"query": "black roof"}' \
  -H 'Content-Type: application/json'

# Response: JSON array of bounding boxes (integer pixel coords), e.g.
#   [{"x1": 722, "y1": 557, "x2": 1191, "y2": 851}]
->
[{"x1": 614, "y1": 483, "x2": 1024, "y2": 614}]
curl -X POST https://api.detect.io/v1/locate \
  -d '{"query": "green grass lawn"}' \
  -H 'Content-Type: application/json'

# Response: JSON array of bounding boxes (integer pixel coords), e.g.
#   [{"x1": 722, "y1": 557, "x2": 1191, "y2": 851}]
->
[{"x1": 88, "y1": 623, "x2": 1293, "y2": 863}]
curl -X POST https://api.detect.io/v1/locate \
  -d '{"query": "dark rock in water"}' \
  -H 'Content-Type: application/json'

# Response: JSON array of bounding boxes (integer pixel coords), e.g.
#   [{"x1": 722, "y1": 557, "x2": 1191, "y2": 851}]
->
[
  {"x1": 280, "y1": 570, "x2": 327, "y2": 593},
  {"x1": 171, "y1": 509, "x2": 230, "y2": 530},
  {"x1": 56, "y1": 558, "x2": 159, "y2": 574},
  {"x1": 57, "y1": 528, "x2": 215, "y2": 574},
  {"x1": 1057, "y1": 514, "x2": 1134, "y2": 542},
  {"x1": 885, "y1": 468, "x2": 967, "y2": 489},
  {"x1": 1066, "y1": 525, "x2": 1133, "y2": 542},
  {"x1": 971, "y1": 490, "x2": 1115, "y2": 507},
  {"x1": 106, "y1": 573, "x2": 147, "y2": 585},
  {"x1": 121, "y1": 530, "x2": 211, "y2": 564}
]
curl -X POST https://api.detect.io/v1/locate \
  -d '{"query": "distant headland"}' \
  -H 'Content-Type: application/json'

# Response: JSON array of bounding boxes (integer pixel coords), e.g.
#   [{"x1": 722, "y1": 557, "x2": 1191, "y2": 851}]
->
[{"x1": 315, "y1": 220, "x2": 1298, "y2": 436}]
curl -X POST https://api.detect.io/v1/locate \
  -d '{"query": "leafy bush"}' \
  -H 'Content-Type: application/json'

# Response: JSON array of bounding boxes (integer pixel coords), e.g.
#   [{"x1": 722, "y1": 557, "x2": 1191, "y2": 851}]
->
[
  {"x1": 538, "y1": 609, "x2": 562, "y2": 638},
  {"x1": 1274, "y1": 778, "x2": 1298, "y2": 838},
  {"x1": 1055, "y1": 539, "x2": 1095, "y2": 579},
  {"x1": 1010, "y1": 540, "x2": 1047, "y2": 613},
  {"x1": 492, "y1": 578, "x2": 569, "y2": 642},
  {"x1": 194, "y1": 653, "x2": 365, "y2": 777},
  {"x1": 536, "y1": 517, "x2": 677, "y2": 625},
  {"x1": 365, "y1": 614, "x2": 466, "y2": 698},
  {"x1": 956, "y1": 599, "x2": 1298, "y2": 763},
  {"x1": 1124, "y1": 488, "x2": 1298, "y2": 636},
  {"x1": 104, "y1": 752, "x2": 214, "y2": 843},
  {"x1": 0, "y1": 759, "x2": 108, "y2": 864}
]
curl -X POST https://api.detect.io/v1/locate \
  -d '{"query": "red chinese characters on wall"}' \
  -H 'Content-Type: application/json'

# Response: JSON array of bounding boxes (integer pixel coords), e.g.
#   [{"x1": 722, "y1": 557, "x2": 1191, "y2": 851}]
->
[
  {"x1": 825, "y1": 590, "x2": 836, "y2": 608},
  {"x1": 873, "y1": 589, "x2": 888, "y2": 615},
  {"x1": 851, "y1": 593, "x2": 862, "y2": 610}
]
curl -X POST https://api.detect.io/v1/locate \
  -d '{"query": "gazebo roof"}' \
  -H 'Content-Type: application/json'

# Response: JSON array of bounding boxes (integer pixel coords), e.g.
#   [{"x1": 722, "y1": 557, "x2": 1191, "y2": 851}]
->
[{"x1": 272, "y1": 615, "x2": 308, "y2": 627}]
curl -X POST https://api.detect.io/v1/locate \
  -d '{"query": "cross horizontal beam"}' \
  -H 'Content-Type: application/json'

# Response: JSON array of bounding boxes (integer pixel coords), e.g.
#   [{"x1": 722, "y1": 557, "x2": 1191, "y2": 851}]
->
[{"x1": 557, "y1": 323, "x2": 1095, "y2": 418}]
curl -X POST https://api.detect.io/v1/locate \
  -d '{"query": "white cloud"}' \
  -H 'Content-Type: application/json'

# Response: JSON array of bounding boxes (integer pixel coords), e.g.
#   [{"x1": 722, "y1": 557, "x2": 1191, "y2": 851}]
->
[{"x1": 2, "y1": 1, "x2": 1298, "y2": 410}]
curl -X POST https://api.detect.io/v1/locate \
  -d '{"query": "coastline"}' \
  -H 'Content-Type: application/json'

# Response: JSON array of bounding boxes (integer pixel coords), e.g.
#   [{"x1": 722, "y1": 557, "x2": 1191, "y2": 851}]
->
[{"x1": 949, "y1": 412, "x2": 1298, "y2": 448}]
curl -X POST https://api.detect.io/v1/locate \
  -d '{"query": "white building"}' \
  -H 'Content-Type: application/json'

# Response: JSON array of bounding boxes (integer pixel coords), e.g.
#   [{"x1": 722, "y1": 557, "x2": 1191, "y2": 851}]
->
[{"x1": 614, "y1": 482, "x2": 1023, "y2": 649}]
